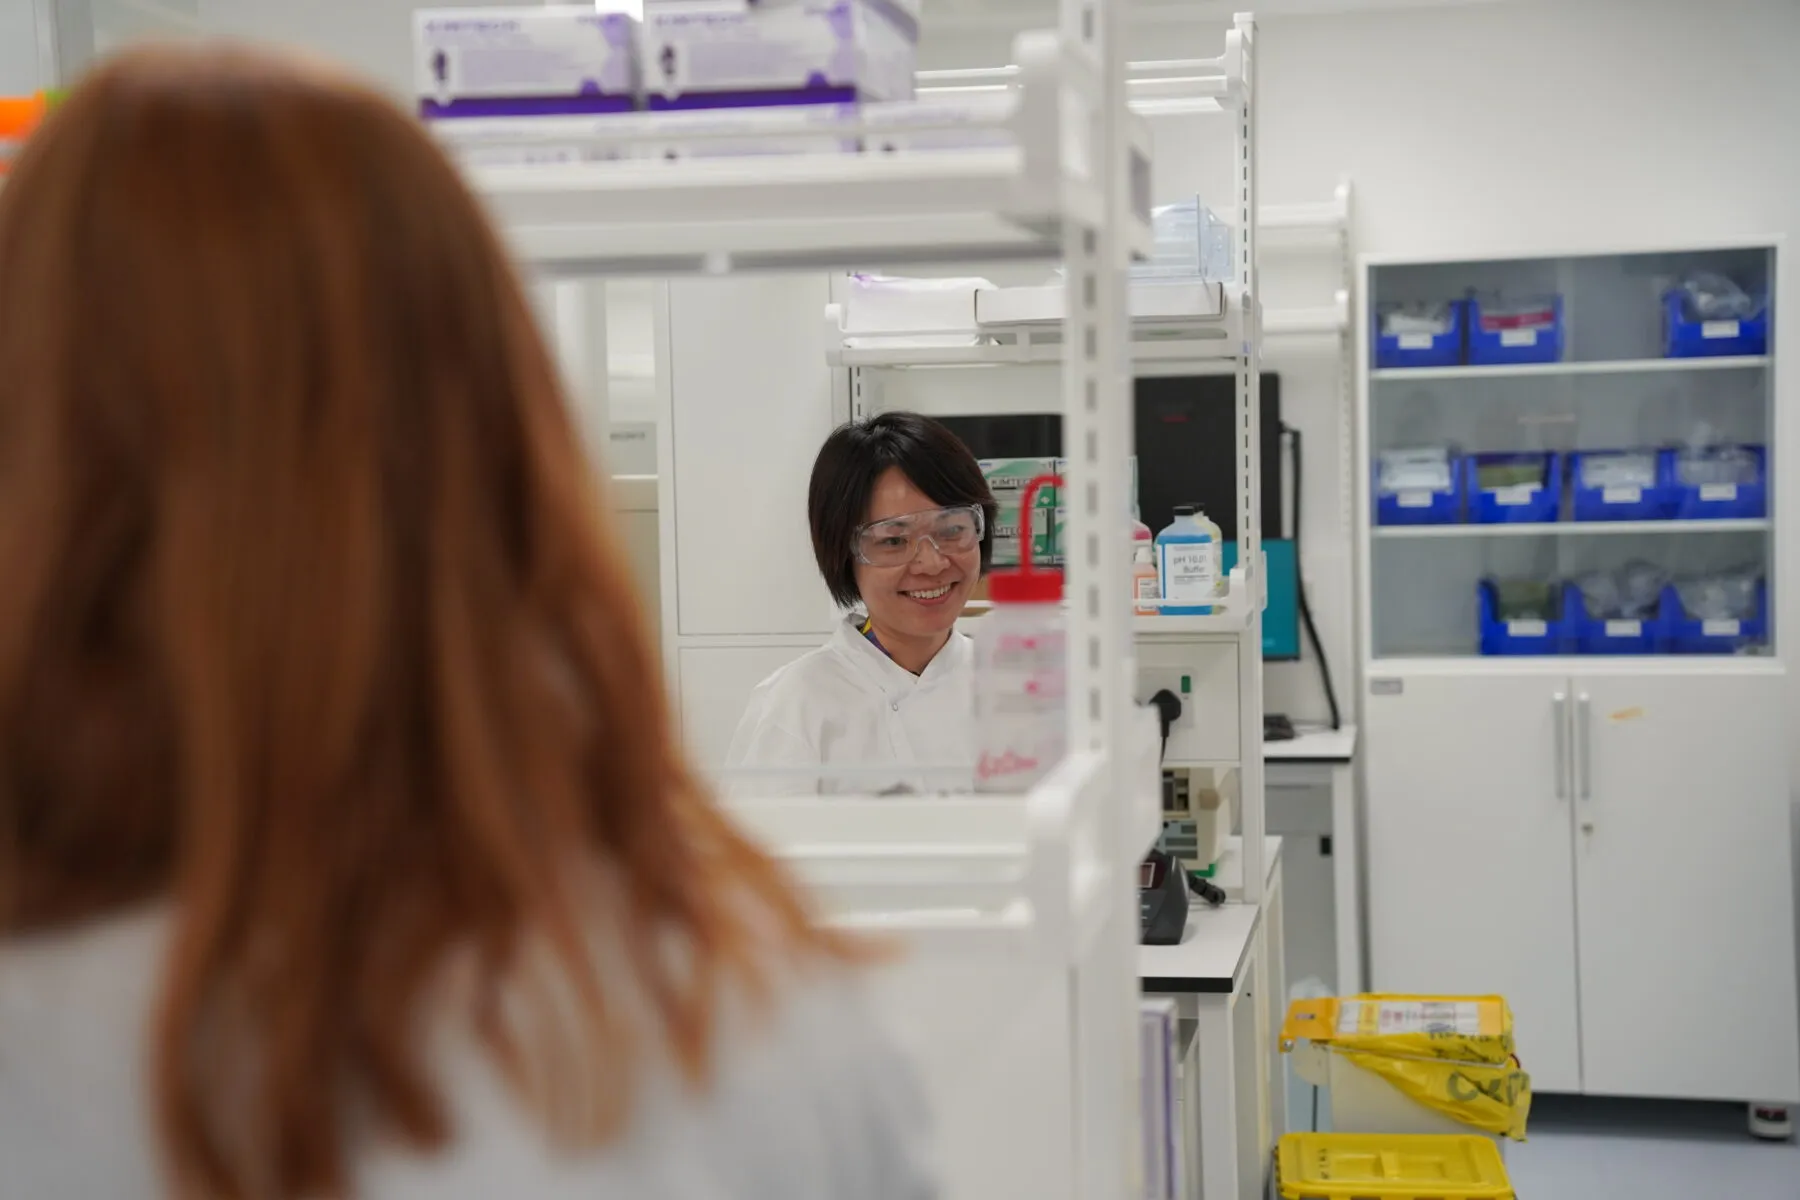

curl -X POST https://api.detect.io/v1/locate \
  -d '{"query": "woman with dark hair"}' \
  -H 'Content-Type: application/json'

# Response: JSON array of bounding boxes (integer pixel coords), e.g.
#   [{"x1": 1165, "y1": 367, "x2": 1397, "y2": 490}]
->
[
  {"x1": 0, "y1": 45, "x2": 932, "y2": 1200},
  {"x1": 727, "y1": 412, "x2": 996, "y2": 791}
]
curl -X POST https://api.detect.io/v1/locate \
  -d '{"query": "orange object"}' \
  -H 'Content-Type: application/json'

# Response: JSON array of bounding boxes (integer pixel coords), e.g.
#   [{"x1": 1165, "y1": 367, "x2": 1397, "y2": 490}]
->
[{"x1": 0, "y1": 92, "x2": 55, "y2": 174}]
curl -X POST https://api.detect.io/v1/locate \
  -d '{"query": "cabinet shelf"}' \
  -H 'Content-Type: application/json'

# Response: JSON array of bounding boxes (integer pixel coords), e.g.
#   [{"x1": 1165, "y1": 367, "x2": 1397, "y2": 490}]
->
[
  {"x1": 1371, "y1": 355, "x2": 1768, "y2": 383},
  {"x1": 1375, "y1": 518, "x2": 1770, "y2": 539}
]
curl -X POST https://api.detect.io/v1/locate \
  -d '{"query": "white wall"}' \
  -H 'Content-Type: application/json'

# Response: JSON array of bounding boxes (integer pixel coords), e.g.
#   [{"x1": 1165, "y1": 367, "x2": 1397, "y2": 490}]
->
[{"x1": 0, "y1": 1, "x2": 42, "y2": 94}]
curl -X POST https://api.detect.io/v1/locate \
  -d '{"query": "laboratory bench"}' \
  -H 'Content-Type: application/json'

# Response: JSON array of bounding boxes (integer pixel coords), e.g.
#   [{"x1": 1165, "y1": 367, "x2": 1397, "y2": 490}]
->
[
  {"x1": 1264, "y1": 723, "x2": 1362, "y2": 995},
  {"x1": 1141, "y1": 836, "x2": 1285, "y2": 1200}
]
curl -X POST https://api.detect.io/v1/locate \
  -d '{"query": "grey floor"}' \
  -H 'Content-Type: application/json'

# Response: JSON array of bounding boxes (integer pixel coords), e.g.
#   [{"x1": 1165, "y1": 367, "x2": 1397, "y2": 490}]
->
[{"x1": 1506, "y1": 1095, "x2": 1800, "y2": 1199}]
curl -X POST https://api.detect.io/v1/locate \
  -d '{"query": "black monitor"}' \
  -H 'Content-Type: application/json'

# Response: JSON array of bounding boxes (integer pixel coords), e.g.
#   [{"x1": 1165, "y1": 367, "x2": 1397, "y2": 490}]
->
[{"x1": 935, "y1": 373, "x2": 1297, "y2": 661}]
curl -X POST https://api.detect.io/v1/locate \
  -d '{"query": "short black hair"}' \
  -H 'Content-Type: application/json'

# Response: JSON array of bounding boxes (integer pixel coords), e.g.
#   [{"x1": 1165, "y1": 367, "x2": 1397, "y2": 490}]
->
[{"x1": 807, "y1": 411, "x2": 997, "y2": 608}]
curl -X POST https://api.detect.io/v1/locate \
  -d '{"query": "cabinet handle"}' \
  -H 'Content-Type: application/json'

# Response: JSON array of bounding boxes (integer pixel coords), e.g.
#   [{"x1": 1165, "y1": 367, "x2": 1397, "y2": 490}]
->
[
  {"x1": 1552, "y1": 691, "x2": 1568, "y2": 800},
  {"x1": 1576, "y1": 692, "x2": 1593, "y2": 806}
]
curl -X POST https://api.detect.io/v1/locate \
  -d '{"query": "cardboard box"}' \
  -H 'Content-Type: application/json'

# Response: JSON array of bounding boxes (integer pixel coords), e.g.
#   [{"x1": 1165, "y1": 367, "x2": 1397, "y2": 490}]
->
[
  {"x1": 981, "y1": 457, "x2": 1061, "y2": 568},
  {"x1": 641, "y1": 0, "x2": 916, "y2": 111},
  {"x1": 415, "y1": 7, "x2": 640, "y2": 121}
]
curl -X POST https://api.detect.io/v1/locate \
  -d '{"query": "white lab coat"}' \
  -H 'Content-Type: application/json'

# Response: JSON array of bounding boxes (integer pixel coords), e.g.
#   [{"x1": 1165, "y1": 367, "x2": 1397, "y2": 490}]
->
[
  {"x1": 726, "y1": 614, "x2": 974, "y2": 794},
  {"x1": 0, "y1": 907, "x2": 937, "y2": 1200}
]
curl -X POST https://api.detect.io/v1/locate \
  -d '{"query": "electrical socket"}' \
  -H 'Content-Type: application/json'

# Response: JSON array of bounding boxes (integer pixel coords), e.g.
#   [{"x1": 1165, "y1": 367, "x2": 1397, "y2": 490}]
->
[{"x1": 1138, "y1": 668, "x2": 1195, "y2": 730}]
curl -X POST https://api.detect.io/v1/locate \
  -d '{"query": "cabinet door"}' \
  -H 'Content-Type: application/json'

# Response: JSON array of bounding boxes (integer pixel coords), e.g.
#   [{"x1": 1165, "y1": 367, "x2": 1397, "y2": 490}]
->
[
  {"x1": 1364, "y1": 674, "x2": 1583, "y2": 1091},
  {"x1": 1573, "y1": 672, "x2": 1800, "y2": 1102}
]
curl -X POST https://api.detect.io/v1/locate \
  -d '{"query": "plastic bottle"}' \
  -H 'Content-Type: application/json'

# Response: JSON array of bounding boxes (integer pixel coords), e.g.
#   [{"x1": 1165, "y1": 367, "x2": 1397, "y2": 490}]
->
[
  {"x1": 1131, "y1": 509, "x2": 1160, "y2": 616},
  {"x1": 974, "y1": 474, "x2": 1066, "y2": 794},
  {"x1": 1156, "y1": 504, "x2": 1223, "y2": 616}
]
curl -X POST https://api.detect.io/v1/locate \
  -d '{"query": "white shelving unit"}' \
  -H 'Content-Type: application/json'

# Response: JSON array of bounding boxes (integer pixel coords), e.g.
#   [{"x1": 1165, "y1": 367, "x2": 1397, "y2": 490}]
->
[
  {"x1": 821, "y1": 36, "x2": 1302, "y2": 1197},
  {"x1": 1355, "y1": 244, "x2": 1800, "y2": 1114},
  {"x1": 463, "y1": 10, "x2": 1273, "y2": 1200}
]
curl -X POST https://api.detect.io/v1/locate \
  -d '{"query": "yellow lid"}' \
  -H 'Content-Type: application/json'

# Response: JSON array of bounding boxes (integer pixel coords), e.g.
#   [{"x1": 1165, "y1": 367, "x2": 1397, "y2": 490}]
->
[{"x1": 1276, "y1": 1133, "x2": 1512, "y2": 1200}]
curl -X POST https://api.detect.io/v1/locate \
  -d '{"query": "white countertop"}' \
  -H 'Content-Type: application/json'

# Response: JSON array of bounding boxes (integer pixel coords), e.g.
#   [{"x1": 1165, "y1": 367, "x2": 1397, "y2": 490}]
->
[
  {"x1": 1138, "y1": 836, "x2": 1282, "y2": 993},
  {"x1": 1264, "y1": 723, "x2": 1357, "y2": 764},
  {"x1": 1139, "y1": 902, "x2": 1261, "y2": 994}
]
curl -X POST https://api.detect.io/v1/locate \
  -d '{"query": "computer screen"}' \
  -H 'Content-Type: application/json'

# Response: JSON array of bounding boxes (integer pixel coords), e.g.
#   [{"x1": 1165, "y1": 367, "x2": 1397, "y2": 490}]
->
[{"x1": 936, "y1": 373, "x2": 1300, "y2": 662}]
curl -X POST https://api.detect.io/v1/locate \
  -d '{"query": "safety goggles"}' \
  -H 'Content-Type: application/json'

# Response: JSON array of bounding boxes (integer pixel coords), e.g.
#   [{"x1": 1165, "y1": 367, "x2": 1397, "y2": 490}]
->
[{"x1": 852, "y1": 504, "x2": 985, "y2": 567}]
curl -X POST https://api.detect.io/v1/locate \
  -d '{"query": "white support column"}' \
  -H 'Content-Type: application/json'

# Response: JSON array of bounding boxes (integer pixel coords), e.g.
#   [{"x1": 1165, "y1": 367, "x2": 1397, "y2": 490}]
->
[
  {"x1": 1061, "y1": 0, "x2": 1138, "y2": 1195},
  {"x1": 1231, "y1": 14, "x2": 1266, "y2": 907}
]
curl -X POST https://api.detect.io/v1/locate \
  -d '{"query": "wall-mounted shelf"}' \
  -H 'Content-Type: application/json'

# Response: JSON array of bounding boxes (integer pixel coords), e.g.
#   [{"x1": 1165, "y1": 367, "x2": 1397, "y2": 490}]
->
[
  {"x1": 461, "y1": 33, "x2": 1151, "y2": 277},
  {"x1": 1372, "y1": 355, "x2": 1769, "y2": 382},
  {"x1": 1375, "y1": 519, "x2": 1771, "y2": 539}
]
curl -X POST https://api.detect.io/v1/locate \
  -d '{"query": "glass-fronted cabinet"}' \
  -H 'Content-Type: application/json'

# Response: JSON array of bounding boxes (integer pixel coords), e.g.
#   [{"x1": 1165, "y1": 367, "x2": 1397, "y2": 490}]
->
[{"x1": 1359, "y1": 245, "x2": 1775, "y2": 661}]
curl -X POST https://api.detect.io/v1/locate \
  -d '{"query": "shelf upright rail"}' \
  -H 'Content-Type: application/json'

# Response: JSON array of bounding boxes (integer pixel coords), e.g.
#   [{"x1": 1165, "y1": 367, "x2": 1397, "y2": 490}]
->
[{"x1": 1056, "y1": 0, "x2": 1139, "y2": 1191}]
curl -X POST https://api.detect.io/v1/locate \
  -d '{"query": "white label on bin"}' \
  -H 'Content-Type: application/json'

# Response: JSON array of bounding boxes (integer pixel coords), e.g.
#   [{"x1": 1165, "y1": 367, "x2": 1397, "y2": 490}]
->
[
  {"x1": 1507, "y1": 619, "x2": 1548, "y2": 638},
  {"x1": 1701, "y1": 320, "x2": 1741, "y2": 340},
  {"x1": 1396, "y1": 490, "x2": 1434, "y2": 508},
  {"x1": 1699, "y1": 483, "x2": 1738, "y2": 502},
  {"x1": 1500, "y1": 329, "x2": 1539, "y2": 347},
  {"x1": 1703, "y1": 618, "x2": 1742, "y2": 637},
  {"x1": 1337, "y1": 1000, "x2": 1482, "y2": 1037},
  {"x1": 1602, "y1": 485, "x2": 1642, "y2": 504},
  {"x1": 1492, "y1": 484, "x2": 1539, "y2": 506},
  {"x1": 1605, "y1": 620, "x2": 1642, "y2": 638},
  {"x1": 1397, "y1": 333, "x2": 1434, "y2": 350}
]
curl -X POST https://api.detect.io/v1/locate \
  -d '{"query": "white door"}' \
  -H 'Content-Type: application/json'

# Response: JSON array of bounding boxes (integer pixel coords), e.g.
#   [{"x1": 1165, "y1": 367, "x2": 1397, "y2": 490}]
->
[
  {"x1": 1364, "y1": 673, "x2": 1583, "y2": 1091},
  {"x1": 1572, "y1": 671, "x2": 1800, "y2": 1103}
]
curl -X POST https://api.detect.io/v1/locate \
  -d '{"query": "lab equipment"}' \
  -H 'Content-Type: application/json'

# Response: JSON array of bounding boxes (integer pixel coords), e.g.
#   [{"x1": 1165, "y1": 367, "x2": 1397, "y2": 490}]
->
[
  {"x1": 1467, "y1": 292, "x2": 1563, "y2": 365},
  {"x1": 1136, "y1": 198, "x2": 1234, "y2": 281},
  {"x1": 1571, "y1": 561, "x2": 1668, "y2": 654},
  {"x1": 1275, "y1": 1133, "x2": 1515, "y2": 1200},
  {"x1": 640, "y1": 0, "x2": 917, "y2": 111},
  {"x1": 1155, "y1": 506, "x2": 1222, "y2": 616},
  {"x1": 1670, "y1": 570, "x2": 1768, "y2": 655},
  {"x1": 1664, "y1": 272, "x2": 1769, "y2": 357},
  {"x1": 1280, "y1": 995, "x2": 1532, "y2": 1142},
  {"x1": 973, "y1": 475, "x2": 1066, "y2": 794},
  {"x1": 414, "y1": 7, "x2": 640, "y2": 121},
  {"x1": 1478, "y1": 578, "x2": 1567, "y2": 655},
  {"x1": 1138, "y1": 851, "x2": 1190, "y2": 946},
  {"x1": 1570, "y1": 448, "x2": 1670, "y2": 521},
  {"x1": 841, "y1": 273, "x2": 992, "y2": 348},
  {"x1": 1375, "y1": 300, "x2": 1464, "y2": 368},
  {"x1": 1376, "y1": 446, "x2": 1461, "y2": 525},
  {"x1": 1467, "y1": 452, "x2": 1559, "y2": 524},
  {"x1": 1671, "y1": 443, "x2": 1767, "y2": 518}
]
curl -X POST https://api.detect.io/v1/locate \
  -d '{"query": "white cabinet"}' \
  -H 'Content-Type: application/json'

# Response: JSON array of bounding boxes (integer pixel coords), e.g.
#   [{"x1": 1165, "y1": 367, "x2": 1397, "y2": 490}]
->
[
  {"x1": 1366, "y1": 669, "x2": 1800, "y2": 1104},
  {"x1": 1573, "y1": 673, "x2": 1800, "y2": 1101},
  {"x1": 1364, "y1": 674, "x2": 1584, "y2": 1092}
]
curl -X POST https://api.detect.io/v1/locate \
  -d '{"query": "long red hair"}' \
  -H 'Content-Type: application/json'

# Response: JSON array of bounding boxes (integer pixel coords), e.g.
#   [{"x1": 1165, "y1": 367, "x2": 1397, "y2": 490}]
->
[{"x1": 0, "y1": 43, "x2": 850, "y2": 1198}]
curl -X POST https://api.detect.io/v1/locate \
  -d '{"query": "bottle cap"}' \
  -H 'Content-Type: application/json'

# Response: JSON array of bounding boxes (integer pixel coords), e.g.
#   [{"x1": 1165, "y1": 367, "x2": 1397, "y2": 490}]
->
[{"x1": 1173, "y1": 503, "x2": 1197, "y2": 516}]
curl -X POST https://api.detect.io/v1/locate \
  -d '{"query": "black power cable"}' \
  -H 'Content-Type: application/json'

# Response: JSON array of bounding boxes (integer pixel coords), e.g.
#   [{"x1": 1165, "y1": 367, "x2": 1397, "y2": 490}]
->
[{"x1": 1281, "y1": 423, "x2": 1343, "y2": 731}]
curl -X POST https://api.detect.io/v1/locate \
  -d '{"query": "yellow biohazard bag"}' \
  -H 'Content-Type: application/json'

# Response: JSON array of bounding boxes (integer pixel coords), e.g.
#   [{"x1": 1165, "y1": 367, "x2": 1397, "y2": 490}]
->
[{"x1": 1280, "y1": 995, "x2": 1532, "y2": 1141}]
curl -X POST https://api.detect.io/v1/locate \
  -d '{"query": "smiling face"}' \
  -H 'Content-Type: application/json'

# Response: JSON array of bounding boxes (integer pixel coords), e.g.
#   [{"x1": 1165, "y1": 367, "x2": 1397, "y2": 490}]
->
[{"x1": 854, "y1": 467, "x2": 981, "y2": 647}]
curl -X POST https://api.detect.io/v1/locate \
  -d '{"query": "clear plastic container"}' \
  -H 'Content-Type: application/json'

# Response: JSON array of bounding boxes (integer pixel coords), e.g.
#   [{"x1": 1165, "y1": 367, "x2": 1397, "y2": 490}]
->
[{"x1": 975, "y1": 474, "x2": 1066, "y2": 794}]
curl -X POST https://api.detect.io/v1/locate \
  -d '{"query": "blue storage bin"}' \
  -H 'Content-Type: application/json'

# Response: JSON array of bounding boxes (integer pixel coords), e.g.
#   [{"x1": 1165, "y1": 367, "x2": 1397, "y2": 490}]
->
[
  {"x1": 1467, "y1": 295, "x2": 1563, "y2": 365},
  {"x1": 1568, "y1": 584, "x2": 1668, "y2": 655},
  {"x1": 1479, "y1": 581, "x2": 1570, "y2": 656},
  {"x1": 1467, "y1": 452, "x2": 1561, "y2": 524},
  {"x1": 1669, "y1": 444, "x2": 1767, "y2": 519},
  {"x1": 1662, "y1": 290, "x2": 1768, "y2": 358},
  {"x1": 1569, "y1": 449, "x2": 1677, "y2": 522},
  {"x1": 1374, "y1": 300, "x2": 1464, "y2": 369},
  {"x1": 1375, "y1": 459, "x2": 1462, "y2": 525},
  {"x1": 1667, "y1": 579, "x2": 1767, "y2": 655}
]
